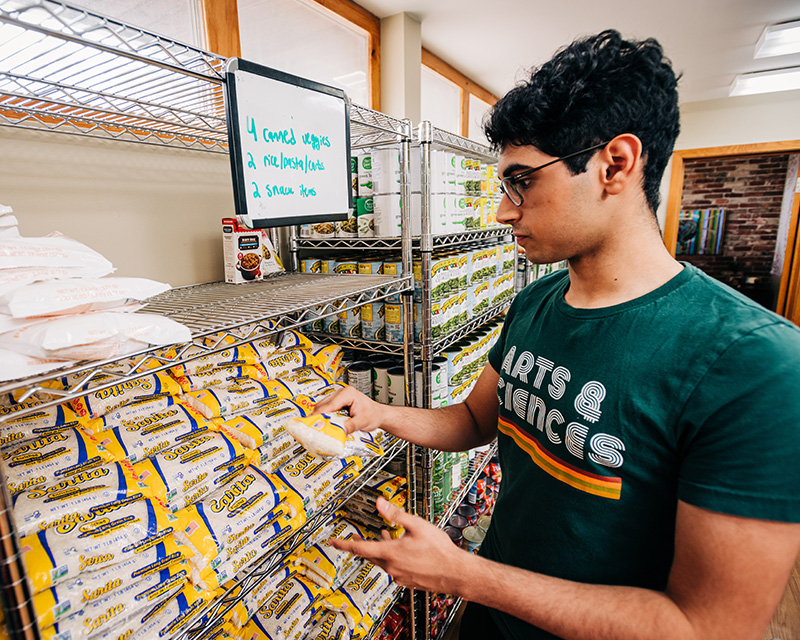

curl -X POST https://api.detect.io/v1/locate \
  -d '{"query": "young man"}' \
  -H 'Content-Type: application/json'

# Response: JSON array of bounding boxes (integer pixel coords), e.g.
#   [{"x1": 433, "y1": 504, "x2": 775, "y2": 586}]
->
[{"x1": 317, "y1": 30, "x2": 800, "y2": 639}]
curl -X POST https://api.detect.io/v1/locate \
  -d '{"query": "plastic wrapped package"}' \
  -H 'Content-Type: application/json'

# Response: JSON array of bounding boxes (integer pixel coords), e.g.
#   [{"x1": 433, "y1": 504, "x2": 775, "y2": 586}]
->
[
  {"x1": 276, "y1": 453, "x2": 363, "y2": 515},
  {"x1": 90, "y1": 403, "x2": 216, "y2": 463},
  {"x1": 323, "y1": 562, "x2": 393, "y2": 631},
  {"x1": 166, "y1": 344, "x2": 259, "y2": 377},
  {"x1": 284, "y1": 413, "x2": 348, "y2": 457},
  {"x1": 256, "y1": 441, "x2": 304, "y2": 474},
  {"x1": 2, "y1": 428, "x2": 116, "y2": 496},
  {"x1": 175, "y1": 466, "x2": 294, "y2": 574},
  {"x1": 172, "y1": 364, "x2": 266, "y2": 393},
  {"x1": 0, "y1": 401, "x2": 82, "y2": 450},
  {"x1": 69, "y1": 372, "x2": 182, "y2": 420},
  {"x1": 20, "y1": 498, "x2": 188, "y2": 594},
  {"x1": 310, "y1": 344, "x2": 344, "y2": 379},
  {"x1": 220, "y1": 397, "x2": 310, "y2": 450},
  {"x1": 277, "y1": 330, "x2": 312, "y2": 351},
  {"x1": 134, "y1": 431, "x2": 252, "y2": 512},
  {"x1": 259, "y1": 348, "x2": 320, "y2": 379},
  {"x1": 231, "y1": 562, "x2": 299, "y2": 628},
  {"x1": 295, "y1": 518, "x2": 374, "y2": 590},
  {"x1": 306, "y1": 610, "x2": 352, "y2": 640},
  {"x1": 34, "y1": 562, "x2": 187, "y2": 636},
  {"x1": 0, "y1": 347, "x2": 75, "y2": 383},
  {"x1": 248, "y1": 575, "x2": 328, "y2": 640},
  {"x1": 71, "y1": 394, "x2": 178, "y2": 432},
  {"x1": 11, "y1": 460, "x2": 149, "y2": 537},
  {"x1": 182, "y1": 378, "x2": 290, "y2": 420},
  {"x1": 268, "y1": 367, "x2": 334, "y2": 398}
]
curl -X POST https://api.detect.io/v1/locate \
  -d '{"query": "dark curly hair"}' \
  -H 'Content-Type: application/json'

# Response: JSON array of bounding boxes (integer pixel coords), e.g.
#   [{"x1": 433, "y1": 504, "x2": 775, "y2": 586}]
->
[{"x1": 484, "y1": 30, "x2": 681, "y2": 214}]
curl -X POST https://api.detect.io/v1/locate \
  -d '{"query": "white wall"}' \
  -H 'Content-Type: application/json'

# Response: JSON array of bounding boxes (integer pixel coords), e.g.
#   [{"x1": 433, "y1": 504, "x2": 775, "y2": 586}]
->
[
  {"x1": 656, "y1": 89, "x2": 800, "y2": 229},
  {"x1": 0, "y1": 127, "x2": 235, "y2": 288}
]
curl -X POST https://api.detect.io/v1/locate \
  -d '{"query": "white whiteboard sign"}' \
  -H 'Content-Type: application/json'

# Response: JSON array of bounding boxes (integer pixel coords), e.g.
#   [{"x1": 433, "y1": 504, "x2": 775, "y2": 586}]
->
[{"x1": 225, "y1": 58, "x2": 352, "y2": 228}]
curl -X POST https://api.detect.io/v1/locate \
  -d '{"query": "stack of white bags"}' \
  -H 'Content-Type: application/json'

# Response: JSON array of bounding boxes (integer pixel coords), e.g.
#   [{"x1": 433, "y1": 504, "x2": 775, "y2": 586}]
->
[{"x1": 0, "y1": 205, "x2": 191, "y2": 382}]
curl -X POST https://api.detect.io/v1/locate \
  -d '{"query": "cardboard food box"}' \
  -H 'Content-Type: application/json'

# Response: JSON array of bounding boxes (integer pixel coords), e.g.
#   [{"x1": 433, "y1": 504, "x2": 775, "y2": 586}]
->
[{"x1": 222, "y1": 218, "x2": 283, "y2": 284}]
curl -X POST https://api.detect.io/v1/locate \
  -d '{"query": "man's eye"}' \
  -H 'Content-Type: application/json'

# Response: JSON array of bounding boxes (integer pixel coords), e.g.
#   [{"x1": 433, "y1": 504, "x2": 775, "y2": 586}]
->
[{"x1": 515, "y1": 177, "x2": 533, "y2": 191}]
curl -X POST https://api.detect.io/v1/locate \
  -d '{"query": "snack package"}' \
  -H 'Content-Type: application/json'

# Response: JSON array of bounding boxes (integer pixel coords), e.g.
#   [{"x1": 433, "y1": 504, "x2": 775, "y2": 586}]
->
[
  {"x1": 268, "y1": 367, "x2": 334, "y2": 399},
  {"x1": 91, "y1": 403, "x2": 216, "y2": 463},
  {"x1": 176, "y1": 467, "x2": 294, "y2": 572},
  {"x1": 166, "y1": 344, "x2": 259, "y2": 377},
  {"x1": 134, "y1": 431, "x2": 252, "y2": 512},
  {"x1": 251, "y1": 576, "x2": 328, "y2": 640},
  {"x1": 12, "y1": 460, "x2": 150, "y2": 537},
  {"x1": 20, "y1": 498, "x2": 185, "y2": 593},
  {"x1": 0, "y1": 312, "x2": 191, "y2": 361},
  {"x1": 182, "y1": 378, "x2": 290, "y2": 420},
  {"x1": 276, "y1": 453, "x2": 362, "y2": 515},
  {"x1": 172, "y1": 364, "x2": 266, "y2": 393},
  {"x1": 0, "y1": 401, "x2": 82, "y2": 450},
  {"x1": 34, "y1": 562, "x2": 187, "y2": 636},
  {"x1": 70, "y1": 372, "x2": 181, "y2": 420},
  {"x1": 284, "y1": 414, "x2": 348, "y2": 458},
  {"x1": 0, "y1": 277, "x2": 170, "y2": 318},
  {"x1": 2, "y1": 428, "x2": 116, "y2": 495},
  {"x1": 219, "y1": 397, "x2": 310, "y2": 450}
]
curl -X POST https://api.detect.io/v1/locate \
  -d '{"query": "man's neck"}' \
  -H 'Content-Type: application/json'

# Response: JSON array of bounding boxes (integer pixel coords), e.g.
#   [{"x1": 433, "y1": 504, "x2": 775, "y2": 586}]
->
[{"x1": 563, "y1": 223, "x2": 683, "y2": 309}]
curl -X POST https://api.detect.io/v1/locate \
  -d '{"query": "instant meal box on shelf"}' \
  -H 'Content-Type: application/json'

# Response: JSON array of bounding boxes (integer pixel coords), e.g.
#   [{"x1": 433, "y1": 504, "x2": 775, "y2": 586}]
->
[{"x1": 222, "y1": 218, "x2": 283, "y2": 284}]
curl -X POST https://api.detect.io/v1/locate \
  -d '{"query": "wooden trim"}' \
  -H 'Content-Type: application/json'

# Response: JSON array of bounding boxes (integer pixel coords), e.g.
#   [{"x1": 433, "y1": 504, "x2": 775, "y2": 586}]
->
[
  {"x1": 309, "y1": 0, "x2": 380, "y2": 110},
  {"x1": 780, "y1": 195, "x2": 800, "y2": 322},
  {"x1": 421, "y1": 48, "x2": 497, "y2": 106},
  {"x1": 460, "y1": 90, "x2": 470, "y2": 138},
  {"x1": 663, "y1": 140, "x2": 800, "y2": 257},
  {"x1": 201, "y1": 0, "x2": 241, "y2": 58}
]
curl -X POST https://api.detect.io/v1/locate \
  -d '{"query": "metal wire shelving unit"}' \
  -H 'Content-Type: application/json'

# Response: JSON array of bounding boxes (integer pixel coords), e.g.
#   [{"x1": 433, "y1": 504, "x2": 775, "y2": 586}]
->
[{"x1": 0, "y1": 2, "x2": 418, "y2": 639}]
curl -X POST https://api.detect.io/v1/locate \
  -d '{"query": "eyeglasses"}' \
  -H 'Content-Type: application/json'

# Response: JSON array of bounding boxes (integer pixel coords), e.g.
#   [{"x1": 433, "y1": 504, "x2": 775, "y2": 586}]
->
[{"x1": 499, "y1": 140, "x2": 611, "y2": 206}]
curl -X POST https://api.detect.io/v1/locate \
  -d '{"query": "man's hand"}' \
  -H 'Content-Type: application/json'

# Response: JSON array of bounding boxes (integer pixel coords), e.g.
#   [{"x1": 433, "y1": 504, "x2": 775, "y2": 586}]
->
[
  {"x1": 313, "y1": 385, "x2": 387, "y2": 434},
  {"x1": 327, "y1": 497, "x2": 469, "y2": 594}
]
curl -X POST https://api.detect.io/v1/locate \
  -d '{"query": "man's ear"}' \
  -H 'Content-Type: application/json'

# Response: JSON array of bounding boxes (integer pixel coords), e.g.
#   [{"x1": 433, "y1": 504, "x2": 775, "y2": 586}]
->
[{"x1": 598, "y1": 134, "x2": 643, "y2": 196}]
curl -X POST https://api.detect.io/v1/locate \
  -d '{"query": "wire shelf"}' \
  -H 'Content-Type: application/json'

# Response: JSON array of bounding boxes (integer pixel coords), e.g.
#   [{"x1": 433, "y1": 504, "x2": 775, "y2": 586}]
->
[
  {"x1": 296, "y1": 227, "x2": 511, "y2": 252},
  {"x1": 416, "y1": 124, "x2": 497, "y2": 163},
  {"x1": 0, "y1": 273, "x2": 412, "y2": 416},
  {"x1": 429, "y1": 301, "x2": 510, "y2": 356},
  {"x1": 0, "y1": 0, "x2": 228, "y2": 150},
  {"x1": 178, "y1": 437, "x2": 409, "y2": 639},
  {"x1": 303, "y1": 331, "x2": 408, "y2": 357}
]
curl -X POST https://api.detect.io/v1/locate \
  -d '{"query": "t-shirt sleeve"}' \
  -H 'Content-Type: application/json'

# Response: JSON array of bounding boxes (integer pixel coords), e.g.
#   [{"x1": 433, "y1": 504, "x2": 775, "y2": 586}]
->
[{"x1": 677, "y1": 321, "x2": 800, "y2": 522}]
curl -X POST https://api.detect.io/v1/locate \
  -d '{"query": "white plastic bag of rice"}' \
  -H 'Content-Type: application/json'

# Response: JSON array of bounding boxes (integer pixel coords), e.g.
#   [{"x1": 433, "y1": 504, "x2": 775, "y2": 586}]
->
[
  {"x1": 0, "y1": 401, "x2": 82, "y2": 450},
  {"x1": 284, "y1": 413, "x2": 348, "y2": 457},
  {"x1": 220, "y1": 396, "x2": 310, "y2": 449},
  {"x1": 0, "y1": 312, "x2": 191, "y2": 361},
  {"x1": 0, "y1": 347, "x2": 74, "y2": 383},
  {"x1": 69, "y1": 371, "x2": 182, "y2": 420},
  {"x1": 0, "y1": 277, "x2": 171, "y2": 318}
]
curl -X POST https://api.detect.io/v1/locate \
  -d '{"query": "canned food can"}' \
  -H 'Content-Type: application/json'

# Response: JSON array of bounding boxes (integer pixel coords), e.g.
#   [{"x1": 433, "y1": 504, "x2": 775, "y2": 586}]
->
[
  {"x1": 462, "y1": 525, "x2": 485, "y2": 553},
  {"x1": 444, "y1": 526, "x2": 462, "y2": 547},
  {"x1": 335, "y1": 260, "x2": 358, "y2": 275},
  {"x1": 299, "y1": 257, "x2": 321, "y2": 274},
  {"x1": 373, "y1": 194, "x2": 402, "y2": 237},
  {"x1": 338, "y1": 306, "x2": 361, "y2": 337},
  {"x1": 358, "y1": 259, "x2": 382, "y2": 275},
  {"x1": 371, "y1": 359, "x2": 395, "y2": 403},
  {"x1": 457, "y1": 504, "x2": 479, "y2": 526},
  {"x1": 320, "y1": 258, "x2": 337, "y2": 274},
  {"x1": 448, "y1": 514, "x2": 468, "y2": 530},
  {"x1": 346, "y1": 361, "x2": 372, "y2": 395},
  {"x1": 382, "y1": 258, "x2": 403, "y2": 304},
  {"x1": 358, "y1": 153, "x2": 373, "y2": 196},
  {"x1": 476, "y1": 514, "x2": 492, "y2": 534},
  {"x1": 371, "y1": 148, "x2": 402, "y2": 194},
  {"x1": 356, "y1": 197, "x2": 374, "y2": 237},
  {"x1": 386, "y1": 366, "x2": 405, "y2": 406},
  {"x1": 384, "y1": 303, "x2": 403, "y2": 343},
  {"x1": 360, "y1": 302, "x2": 384, "y2": 340},
  {"x1": 336, "y1": 212, "x2": 358, "y2": 237}
]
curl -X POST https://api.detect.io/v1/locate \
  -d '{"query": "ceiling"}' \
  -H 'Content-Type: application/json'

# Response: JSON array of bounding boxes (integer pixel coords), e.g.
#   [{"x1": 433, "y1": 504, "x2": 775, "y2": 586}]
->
[{"x1": 356, "y1": 0, "x2": 800, "y2": 105}]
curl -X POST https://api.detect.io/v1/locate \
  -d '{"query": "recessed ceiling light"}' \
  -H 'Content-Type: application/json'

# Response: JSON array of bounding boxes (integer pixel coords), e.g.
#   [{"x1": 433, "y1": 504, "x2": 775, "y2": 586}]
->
[
  {"x1": 755, "y1": 20, "x2": 800, "y2": 58},
  {"x1": 730, "y1": 67, "x2": 800, "y2": 96}
]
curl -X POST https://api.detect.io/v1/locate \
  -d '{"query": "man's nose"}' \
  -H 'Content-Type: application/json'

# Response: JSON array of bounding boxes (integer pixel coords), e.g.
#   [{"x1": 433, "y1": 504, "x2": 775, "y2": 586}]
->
[{"x1": 495, "y1": 193, "x2": 520, "y2": 226}]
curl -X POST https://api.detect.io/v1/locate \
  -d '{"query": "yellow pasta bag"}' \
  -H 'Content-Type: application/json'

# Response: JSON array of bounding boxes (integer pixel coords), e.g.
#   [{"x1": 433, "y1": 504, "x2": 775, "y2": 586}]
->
[
  {"x1": 268, "y1": 367, "x2": 334, "y2": 398},
  {"x1": 73, "y1": 394, "x2": 179, "y2": 433},
  {"x1": 260, "y1": 348, "x2": 320, "y2": 379},
  {"x1": 252, "y1": 575, "x2": 329, "y2": 640},
  {"x1": 284, "y1": 413, "x2": 348, "y2": 457},
  {"x1": 2, "y1": 429, "x2": 116, "y2": 496},
  {"x1": 277, "y1": 330, "x2": 313, "y2": 351},
  {"x1": 311, "y1": 344, "x2": 343, "y2": 378},
  {"x1": 69, "y1": 372, "x2": 181, "y2": 419},
  {"x1": 134, "y1": 431, "x2": 253, "y2": 512},
  {"x1": 172, "y1": 364, "x2": 266, "y2": 393}
]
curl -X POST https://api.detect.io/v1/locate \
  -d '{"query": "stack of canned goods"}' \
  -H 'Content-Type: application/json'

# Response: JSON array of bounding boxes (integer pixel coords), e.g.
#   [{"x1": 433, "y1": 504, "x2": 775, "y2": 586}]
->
[
  {"x1": 341, "y1": 355, "x2": 408, "y2": 406},
  {"x1": 412, "y1": 241, "x2": 515, "y2": 341},
  {"x1": 299, "y1": 254, "x2": 406, "y2": 343},
  {"x1": 439, "y1": 317, "x2": 503, "y2": 406}
]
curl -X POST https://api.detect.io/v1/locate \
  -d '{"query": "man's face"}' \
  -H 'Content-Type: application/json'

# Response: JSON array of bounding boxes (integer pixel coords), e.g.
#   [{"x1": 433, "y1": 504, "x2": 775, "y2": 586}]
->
[{"x1": 496, "y1": 144, "x2": 603, "y2": 265}]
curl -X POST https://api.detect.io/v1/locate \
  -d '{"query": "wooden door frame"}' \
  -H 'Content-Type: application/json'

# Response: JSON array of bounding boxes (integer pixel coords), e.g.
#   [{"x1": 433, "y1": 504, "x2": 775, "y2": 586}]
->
[{"x1": 663, "y1": 140, "x2": 800, "y2": 318}]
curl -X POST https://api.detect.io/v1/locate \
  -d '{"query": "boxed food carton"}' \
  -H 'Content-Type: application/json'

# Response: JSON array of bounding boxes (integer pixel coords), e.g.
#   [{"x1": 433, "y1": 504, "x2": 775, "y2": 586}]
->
[{"x1": 222, "y1": 218, "x2": 283, "y2": 284}]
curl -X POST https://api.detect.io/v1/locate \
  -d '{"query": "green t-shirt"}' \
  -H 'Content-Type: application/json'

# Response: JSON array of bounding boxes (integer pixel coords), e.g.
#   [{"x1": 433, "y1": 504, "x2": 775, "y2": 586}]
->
[{"x1": 484, "y1": 263, "x2": 800, "y2": 640}]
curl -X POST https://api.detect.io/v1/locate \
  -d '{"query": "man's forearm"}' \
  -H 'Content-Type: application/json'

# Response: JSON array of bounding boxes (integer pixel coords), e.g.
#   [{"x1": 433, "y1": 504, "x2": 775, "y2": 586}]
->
[
  {"x1": 378, "y1": 403, "x2": 493, "y2": 452},
  {"x1": 455, "y1": 553, "x2": 695, "y2": 640}
]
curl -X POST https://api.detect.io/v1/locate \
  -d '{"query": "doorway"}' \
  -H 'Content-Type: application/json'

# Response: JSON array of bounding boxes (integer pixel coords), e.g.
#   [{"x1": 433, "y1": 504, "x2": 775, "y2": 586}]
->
[{"x1": 663, "y1": 140, "x2": 800, "y2": 322}]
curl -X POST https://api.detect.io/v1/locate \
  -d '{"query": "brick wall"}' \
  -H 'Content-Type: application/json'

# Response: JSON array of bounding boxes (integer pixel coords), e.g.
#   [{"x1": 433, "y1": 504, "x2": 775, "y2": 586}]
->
[{"x1": 679, "y1": 153, "x2": 789, "y2": 308}]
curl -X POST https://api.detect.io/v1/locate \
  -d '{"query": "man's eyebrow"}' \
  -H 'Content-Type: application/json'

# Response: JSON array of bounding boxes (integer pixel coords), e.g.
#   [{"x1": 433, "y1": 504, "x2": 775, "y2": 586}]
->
[{"x1": 501, "y1": 163, "x2": 533, "y2": 178}]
